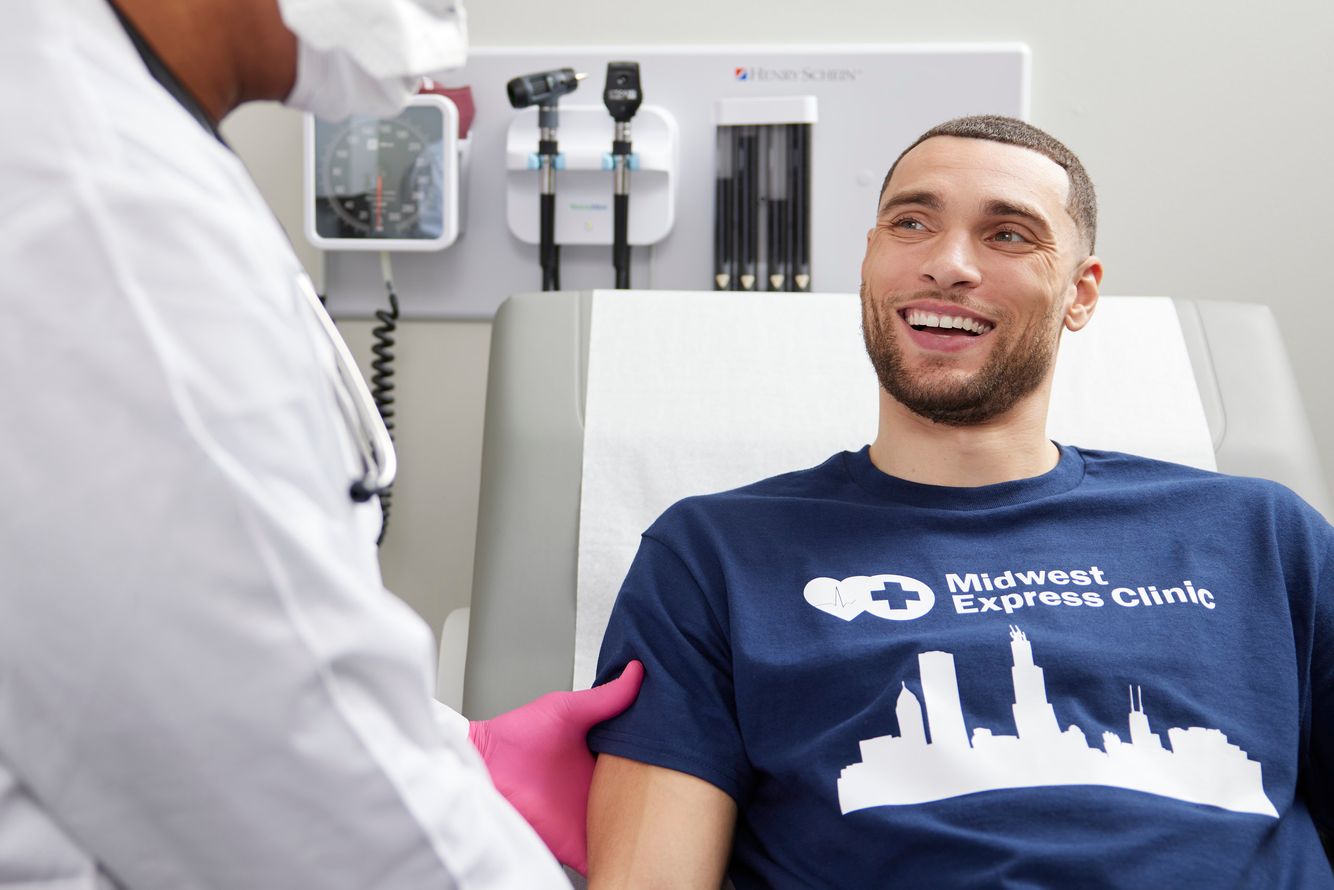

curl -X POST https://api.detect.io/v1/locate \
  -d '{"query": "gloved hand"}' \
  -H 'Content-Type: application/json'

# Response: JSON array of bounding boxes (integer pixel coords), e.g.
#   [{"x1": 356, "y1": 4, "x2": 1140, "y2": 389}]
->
[{"x1": 469, "y1": 661, "x2": 644, "y2": 876}]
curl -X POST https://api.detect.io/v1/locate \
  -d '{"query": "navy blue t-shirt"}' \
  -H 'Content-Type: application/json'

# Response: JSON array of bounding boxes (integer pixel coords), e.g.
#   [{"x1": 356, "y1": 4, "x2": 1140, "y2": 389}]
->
[{"x1": 589, "y1": 445, "x2": 1334, "y2": 888}]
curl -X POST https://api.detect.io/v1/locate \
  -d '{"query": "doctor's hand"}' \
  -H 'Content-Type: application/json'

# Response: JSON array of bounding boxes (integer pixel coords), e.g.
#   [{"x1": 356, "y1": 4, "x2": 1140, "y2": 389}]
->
[{"x1": 469, "y1": 661, "x2": 644, "y2": 876}]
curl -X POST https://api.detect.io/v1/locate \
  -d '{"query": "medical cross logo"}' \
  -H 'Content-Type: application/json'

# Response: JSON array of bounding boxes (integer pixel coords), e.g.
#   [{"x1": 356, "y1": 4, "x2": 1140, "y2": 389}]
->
[
  {"x1": 804, "y1": 574, "x2": 936, "y2": 622},
  {"x1": 734, "y1": 67, "x2": 751, "y2": 81},
  {"x1": 871, "y1": 578, "x2": 921, "y2": 610}
]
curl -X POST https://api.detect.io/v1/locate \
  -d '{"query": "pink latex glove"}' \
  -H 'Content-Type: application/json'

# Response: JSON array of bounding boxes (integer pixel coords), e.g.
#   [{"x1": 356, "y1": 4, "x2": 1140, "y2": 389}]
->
[{"x1": 469, "y1": 661, "x2": 644, "y2": 876}]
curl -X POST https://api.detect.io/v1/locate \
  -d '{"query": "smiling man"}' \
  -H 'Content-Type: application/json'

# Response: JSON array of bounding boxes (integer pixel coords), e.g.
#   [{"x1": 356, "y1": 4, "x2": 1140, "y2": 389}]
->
[{"x1": 584, "y1": 116, "x2": 1334, "y2": 888}]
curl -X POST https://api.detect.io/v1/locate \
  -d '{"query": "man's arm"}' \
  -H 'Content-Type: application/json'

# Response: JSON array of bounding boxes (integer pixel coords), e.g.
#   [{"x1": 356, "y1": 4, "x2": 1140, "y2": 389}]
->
[
  {"x1": 584, "y1": 529, "x2": 749, "y2": 887},
  {"x1": 1304, "y1": 527, "x2": 1334, "y2": 829},
  {"x1": 588, "y1": 754, "x2": 737, "y2": 890}
]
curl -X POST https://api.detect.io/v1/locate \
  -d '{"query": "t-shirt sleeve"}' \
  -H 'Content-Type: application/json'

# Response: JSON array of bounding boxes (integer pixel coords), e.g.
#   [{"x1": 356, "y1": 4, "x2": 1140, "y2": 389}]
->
[
  {"x1": 1305, "y1": 525, "x2": 1334, "y2": 825},
  {"x1": 587, "y1": 532, "x2": 752, "y2": 803}
]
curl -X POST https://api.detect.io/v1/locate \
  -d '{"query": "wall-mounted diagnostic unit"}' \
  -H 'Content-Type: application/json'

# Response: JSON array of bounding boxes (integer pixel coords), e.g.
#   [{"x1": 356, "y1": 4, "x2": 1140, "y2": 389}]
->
[
  {"x1": 319, "y1": 46, "x2": 1028, "y2": 319},
  {"x1": 304, "y1": 93, "x2": 464, "y2": 252}
]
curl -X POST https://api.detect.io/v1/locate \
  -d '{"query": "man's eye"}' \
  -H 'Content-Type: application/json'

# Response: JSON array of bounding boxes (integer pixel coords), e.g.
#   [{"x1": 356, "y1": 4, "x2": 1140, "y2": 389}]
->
[
  {"x1": 892, "y1": 217, "x2": 926, "y2": 231},
  {"x1": 993, "y1": 229, "x2": 1028, "y2": 243}
]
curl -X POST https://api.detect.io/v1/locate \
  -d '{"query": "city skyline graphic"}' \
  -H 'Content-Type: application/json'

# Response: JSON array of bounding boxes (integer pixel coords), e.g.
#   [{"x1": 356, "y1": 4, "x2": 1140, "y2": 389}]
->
[{"x1": 838, "y1": 627, "x2": 1278, "y2": 818}]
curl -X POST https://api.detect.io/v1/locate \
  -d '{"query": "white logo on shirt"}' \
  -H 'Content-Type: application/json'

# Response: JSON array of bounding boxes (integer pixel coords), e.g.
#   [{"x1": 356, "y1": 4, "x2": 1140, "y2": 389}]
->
[
  {"x1": 803, "y1": 574, "x2": 935, "y2": 621},
  {"x1": 837, "y1": 627, "x2": 1277, "y2": 818}
]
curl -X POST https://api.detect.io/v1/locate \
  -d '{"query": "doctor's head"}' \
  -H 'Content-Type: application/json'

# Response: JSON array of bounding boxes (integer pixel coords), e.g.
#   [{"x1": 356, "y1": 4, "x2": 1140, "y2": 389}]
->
[
  {"x1": 109, "y1": 0, "x2": 466, "y2": 125},
  {"x1": 859, "y1": 115, "x2": 1103, "y2": 427}
]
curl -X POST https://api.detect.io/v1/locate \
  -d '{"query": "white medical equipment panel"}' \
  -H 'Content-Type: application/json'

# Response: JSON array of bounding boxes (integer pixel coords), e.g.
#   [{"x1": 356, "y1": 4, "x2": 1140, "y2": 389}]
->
[{"x1": 321, "y1": 45, "x2": 1029, "y2": 319}]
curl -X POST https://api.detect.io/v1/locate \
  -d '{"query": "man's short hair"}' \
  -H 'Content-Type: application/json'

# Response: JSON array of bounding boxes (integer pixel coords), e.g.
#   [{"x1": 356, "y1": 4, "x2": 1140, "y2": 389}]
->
[{"x1": 879, "y1": 115, "x2": 1098, "y2": 255}]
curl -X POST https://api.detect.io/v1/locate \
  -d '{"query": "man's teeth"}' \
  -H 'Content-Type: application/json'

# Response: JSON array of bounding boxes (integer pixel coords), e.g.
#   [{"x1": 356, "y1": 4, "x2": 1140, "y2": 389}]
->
[{"x1": 903, "y1": 309, "x2": 993, "y2": 335}]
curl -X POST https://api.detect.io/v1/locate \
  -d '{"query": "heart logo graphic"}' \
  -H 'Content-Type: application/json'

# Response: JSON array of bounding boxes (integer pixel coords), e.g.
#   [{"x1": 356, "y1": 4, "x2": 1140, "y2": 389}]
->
[{"x1": 803, "y1": 574, "x2": 935, "y2": 622}]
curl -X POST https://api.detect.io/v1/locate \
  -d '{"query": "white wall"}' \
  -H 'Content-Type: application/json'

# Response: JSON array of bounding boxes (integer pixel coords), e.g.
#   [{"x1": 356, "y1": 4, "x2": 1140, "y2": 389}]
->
[{"x1": 226, "y1": 0, "x2": 1334, "y2": 629}]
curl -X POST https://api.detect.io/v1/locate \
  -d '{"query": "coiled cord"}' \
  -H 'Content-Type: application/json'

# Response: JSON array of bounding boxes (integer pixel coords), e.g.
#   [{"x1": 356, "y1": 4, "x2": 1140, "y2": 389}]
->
[{"x1": 370, "y1": 253, "x2": 400, "y2": 546}]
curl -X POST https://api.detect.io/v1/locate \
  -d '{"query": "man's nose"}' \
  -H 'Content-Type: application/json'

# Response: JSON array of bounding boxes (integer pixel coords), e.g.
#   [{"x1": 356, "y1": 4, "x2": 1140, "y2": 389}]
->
[{"x1": 919, "y1": 230, "x2": 981, "y2": 290}]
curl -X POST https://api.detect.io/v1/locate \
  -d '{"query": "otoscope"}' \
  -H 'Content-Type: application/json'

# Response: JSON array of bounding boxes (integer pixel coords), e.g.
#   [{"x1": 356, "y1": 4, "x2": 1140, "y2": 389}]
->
[
  {"x1": 603, "y1": 62, "x2": 642, "y2": 289},
  {"x1": 507, "y1": 68, "x2": 585, "y2": 291}
]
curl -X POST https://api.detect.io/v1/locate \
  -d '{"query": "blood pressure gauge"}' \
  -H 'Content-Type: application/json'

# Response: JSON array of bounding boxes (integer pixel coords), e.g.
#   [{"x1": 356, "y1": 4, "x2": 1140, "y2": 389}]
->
[{"x1": 303, "y1": 94, "x2": 460, "y2": 251}]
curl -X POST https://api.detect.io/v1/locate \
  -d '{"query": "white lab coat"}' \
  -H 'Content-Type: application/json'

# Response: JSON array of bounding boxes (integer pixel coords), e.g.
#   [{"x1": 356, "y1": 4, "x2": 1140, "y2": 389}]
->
[{"x1": 0, "y1": 1, "x2": 568, "y2": 887}]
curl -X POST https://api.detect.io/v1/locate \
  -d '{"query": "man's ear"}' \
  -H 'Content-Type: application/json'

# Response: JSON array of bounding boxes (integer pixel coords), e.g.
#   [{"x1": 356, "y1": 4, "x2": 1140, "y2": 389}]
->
[{"x1": 1064, "y1": 255, "x2": 1103, "y2": 332}]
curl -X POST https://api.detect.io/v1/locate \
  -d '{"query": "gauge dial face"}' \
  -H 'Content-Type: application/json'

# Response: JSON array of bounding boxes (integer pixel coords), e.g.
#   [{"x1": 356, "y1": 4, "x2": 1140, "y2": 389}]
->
[{"x1": 314, "y1": 106, "x2": 445, "y2": 241}]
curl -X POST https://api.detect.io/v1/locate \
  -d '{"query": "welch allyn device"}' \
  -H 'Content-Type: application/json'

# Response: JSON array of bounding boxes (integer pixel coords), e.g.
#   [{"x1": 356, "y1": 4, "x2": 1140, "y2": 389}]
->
[
  {"x1": 603, "y1": 61, "x2": 642, "y2": 289},
  {"x1": 506, "y1": 68, "x2": 585, "y2": 291}
]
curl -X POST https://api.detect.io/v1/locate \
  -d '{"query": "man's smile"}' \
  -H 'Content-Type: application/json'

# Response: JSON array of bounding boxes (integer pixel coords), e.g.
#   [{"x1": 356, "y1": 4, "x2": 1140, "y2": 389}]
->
[
  {"x1": 895, "y1": 302, "x2": 996, "y2": 353},
  {"x1": 900, "y1": 308, "x2": 994, "y2": 335}
]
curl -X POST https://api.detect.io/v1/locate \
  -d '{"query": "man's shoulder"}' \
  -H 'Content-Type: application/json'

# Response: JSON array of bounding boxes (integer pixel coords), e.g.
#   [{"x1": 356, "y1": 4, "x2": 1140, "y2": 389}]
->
[
  {"x1": 1075, "y1": 446, "x2": 1328, "y2": 525},
  {"x1": 1078, "y1": 445, "x2": 1275, "y2": 490},
  {"x1": 646, "y1": 451, "x2": 857, "y2": 531}
]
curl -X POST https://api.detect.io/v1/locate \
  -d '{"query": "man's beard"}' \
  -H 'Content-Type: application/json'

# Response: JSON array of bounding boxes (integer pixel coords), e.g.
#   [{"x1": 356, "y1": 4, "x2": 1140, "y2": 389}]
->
[{"x1": 860, "y1": 284, "x2": 1062, "y2": 427}]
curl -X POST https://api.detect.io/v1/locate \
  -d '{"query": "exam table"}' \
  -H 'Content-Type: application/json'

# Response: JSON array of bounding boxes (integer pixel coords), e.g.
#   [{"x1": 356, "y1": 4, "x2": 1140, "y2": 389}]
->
[{"x1": 450, "y1": 292, "x2": 1332, "y2": 718}]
